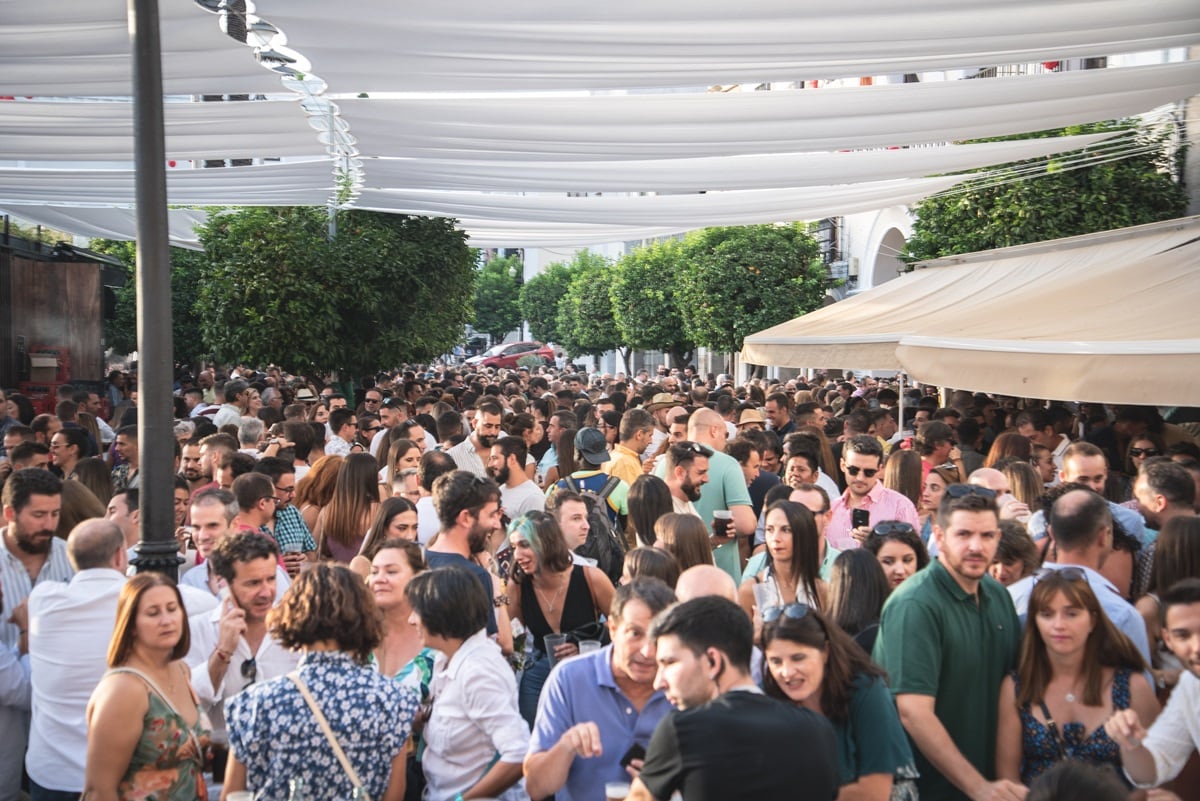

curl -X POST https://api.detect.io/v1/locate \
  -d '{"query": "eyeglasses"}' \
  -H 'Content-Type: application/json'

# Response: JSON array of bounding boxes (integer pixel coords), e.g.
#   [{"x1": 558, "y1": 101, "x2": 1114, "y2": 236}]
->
[
  {"x1": 762, "y1": 603, "x2": 813, "y2": 624},
  {"x1": 844, "y1": 465, "x2": 878, "y2": 478},
  {"x1": 945, "y1": 484, "x2": 996, "y2": 499},
  {"x1": 241, "y1": 657, "x2": 257, "y2": 684},
  {"x1": 1033, "y1": 566, "x2": 1087, "y2": 584},
  {"x1": 871, "y1": 521, "x2": 915, "y2": 537},
  {"x1": 1129, "y1": 448, "x2": 1159, "y2": 458},
  {"x1": 362, "y1": 426, "x2": 383, "y2": 434},
  {"x1": 275, "y1": 485, "x2": 295, "y2": 496},
  {"x1": 364, "y1": 398, "x2": 382, "y2": 405}
]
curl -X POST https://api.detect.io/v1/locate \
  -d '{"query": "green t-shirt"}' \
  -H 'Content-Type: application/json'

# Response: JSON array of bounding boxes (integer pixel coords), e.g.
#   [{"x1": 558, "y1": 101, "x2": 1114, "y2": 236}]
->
[
  {"x1": 655, "y1": 450, "x2": 752, "y2": 583},
  {"x1": 872, "y1": 560, "x2": 1020, "y2": 801},
  {"x1": 832, "y1": 673, "x2": 918, "y2": 786}
]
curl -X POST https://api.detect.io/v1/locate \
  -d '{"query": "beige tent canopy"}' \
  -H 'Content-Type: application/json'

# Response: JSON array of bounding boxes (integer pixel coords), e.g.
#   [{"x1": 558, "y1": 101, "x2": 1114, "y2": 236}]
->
[{"x1": 740, "y1": 216, "x2": 1200, "y2": 404}]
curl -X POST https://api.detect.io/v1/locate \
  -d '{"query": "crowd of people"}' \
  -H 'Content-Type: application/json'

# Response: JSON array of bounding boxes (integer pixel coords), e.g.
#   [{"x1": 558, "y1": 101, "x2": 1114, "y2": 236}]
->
[{"x1": 0, "y1": 363, "x2": 1199, "y2": 801}]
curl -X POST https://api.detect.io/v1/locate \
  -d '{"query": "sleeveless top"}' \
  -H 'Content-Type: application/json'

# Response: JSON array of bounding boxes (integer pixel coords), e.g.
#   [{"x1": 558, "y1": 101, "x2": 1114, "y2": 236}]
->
[
  {"x1": 1017, "y1": 668, "x2": 1132, "y2": 785},
  {"x1": 520, "y1": 565, "x2": 597, "y2": 653},
  {"x1": 108, "y1": 667, "x2": 210, "y2": 801}
]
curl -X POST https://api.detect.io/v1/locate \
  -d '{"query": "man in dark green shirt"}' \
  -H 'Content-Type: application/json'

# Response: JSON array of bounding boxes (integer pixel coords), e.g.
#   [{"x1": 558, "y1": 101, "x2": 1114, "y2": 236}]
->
[{"x1": 873, "y1": 487, "x2": 1023, "y2": 801}]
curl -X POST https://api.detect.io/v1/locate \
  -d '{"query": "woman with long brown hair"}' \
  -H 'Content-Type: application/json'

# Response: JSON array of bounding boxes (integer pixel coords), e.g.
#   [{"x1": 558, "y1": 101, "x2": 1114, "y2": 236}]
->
[
  {"x1": 654, "y1": 512, "x2": 714, "y2": 573},
  {"x1": 85, "y1": 574, "x2": 209, "y2": 801},
  {"x1": 738, "y1": 501, "x2": 824, "y2": 616},
  {"x1": 294, "y1": 454, "x2": 344, "y2": 533},
  {"x1": 996, "y1": 569, "x2": 1159, "y2": 785},
  {"x1": 984, "y1": 432, "x2": 1033, "y2": 468},
  {"x1": 315, "y1": 452, "x2": 380, "y2": 564}
]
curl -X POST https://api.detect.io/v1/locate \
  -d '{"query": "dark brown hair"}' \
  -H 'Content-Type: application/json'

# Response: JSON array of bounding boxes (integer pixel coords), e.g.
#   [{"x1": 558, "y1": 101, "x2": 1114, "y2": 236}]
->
[
  {"x1": 654, "y1": 513, "x2": 714, "y2": 572},
  {"x1": 269, "y1": 564, "x2": 383, "y2": 663},
  {"x1": 107, "y1": 573, "x2": 190, "y2": 667}
]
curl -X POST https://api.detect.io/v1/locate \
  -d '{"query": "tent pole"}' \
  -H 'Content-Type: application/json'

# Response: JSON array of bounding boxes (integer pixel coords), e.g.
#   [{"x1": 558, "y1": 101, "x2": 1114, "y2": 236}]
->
[
  {"x1": 129, "y1": 0, "x2": 180, "y2": 579},
  {"x1": 897, "y1": 373, "x2": 905, "y2": 439}
]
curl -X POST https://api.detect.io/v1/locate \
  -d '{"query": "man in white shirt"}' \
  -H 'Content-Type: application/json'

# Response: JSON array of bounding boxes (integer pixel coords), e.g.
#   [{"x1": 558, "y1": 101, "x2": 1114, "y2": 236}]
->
[
  {"x1": 489, "y1": 438, "x2": 545, "y2": 519},
  {"x1": 26, "y1": 519, "x2": 126, "y2": 801},
  {"x1": 324, "y1": 408, "x2": 358, "y2": 458},
  {"x1": 185, "y1": 531, "x2": 300, "y2": 783},
  {"x1": 1106, "y1": 577, "x2": 1200, "y2": 788},
  {"x1": 210, "y1": 379, "x2": 249, "y2": 430},
  {"x1": 447, "y1": 401, "x2": 503, "y2": 478},
  {"x1": 416, "y1": 451, "x2": 457, "y2": 545}
]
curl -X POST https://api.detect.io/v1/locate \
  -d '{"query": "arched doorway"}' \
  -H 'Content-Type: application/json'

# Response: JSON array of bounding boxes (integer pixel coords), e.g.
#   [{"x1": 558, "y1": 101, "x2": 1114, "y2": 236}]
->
[{"x1": 870, "y1": 228, "x2": 907, "y2": 288}]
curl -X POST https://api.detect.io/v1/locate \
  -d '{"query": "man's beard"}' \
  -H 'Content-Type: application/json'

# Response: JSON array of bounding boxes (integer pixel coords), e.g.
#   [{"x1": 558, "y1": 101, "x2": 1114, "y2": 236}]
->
[
  {"x1": 477, "y1": 434, "x2": 498, "y2": 450},
  {"x1": 488, "y1": 463, "x2": 510, "y2": 485},
  {"x1": 467, "y1": 517, "x2": 492, "y2": 555},
  {"x1": 681, "y1": 479, "x2": 703, "y2": 503},
  {"x1": 183, "y1": 467, "x2": 203, "y2": 482},
  {"x1": 13, "y1": 525, "x2": 53, "y2": 555}
]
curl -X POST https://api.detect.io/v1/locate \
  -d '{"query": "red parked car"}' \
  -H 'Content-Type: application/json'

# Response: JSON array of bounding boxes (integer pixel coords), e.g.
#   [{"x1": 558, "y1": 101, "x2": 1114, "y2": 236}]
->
[{"x1": 466, "y1": 341, "x2": 555, "y2": 369}]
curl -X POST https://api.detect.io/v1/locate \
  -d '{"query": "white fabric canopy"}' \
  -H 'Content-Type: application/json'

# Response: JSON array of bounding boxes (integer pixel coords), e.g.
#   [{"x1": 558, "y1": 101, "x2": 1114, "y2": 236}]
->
[
  {"x1": 0, "y1": 161, "x2": 336, "y2": 206},
  {"x1": 338, "y1": 64, "x2": 1200, "y2": 160},
  {"x1": 352, "y1": 176, "x2": 964, "y2": 228},
  {"x1": 360, "y1": 133, "x2": 1118, "y2": 194},
  {"x1": 0, "y1": 204, "x2": 205, "y2": 249},
  {"x1": 3, "y1": 0, "x2": 1195, "y2": 97},
  {"x1": 741, "y1": 216, "x2": 1200, "y2": 403},
  {"x1": 258, "y1": 0, "x2": 1200, "y2": 92}
]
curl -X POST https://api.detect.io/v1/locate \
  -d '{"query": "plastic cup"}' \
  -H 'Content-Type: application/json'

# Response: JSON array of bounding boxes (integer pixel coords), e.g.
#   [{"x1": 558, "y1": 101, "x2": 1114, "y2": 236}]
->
[
  {"x1": 751, "y1": 580, "x2": 779, "y2": 615},
  {"x1": 712, "y1": 509, "x2": 733, "y2": 538},
  {"x1": 228, "y1": 793, "x2": 253, "y2": 801},
  {"x1": 605, "y1": 782, "x2": 631, "y2": 801},
  {"x1": 578, "y1": 639, "x2": 602, "y2": 655},
  {"x1": 543, "y1": 633, "x2": 570, "y2": 666}
]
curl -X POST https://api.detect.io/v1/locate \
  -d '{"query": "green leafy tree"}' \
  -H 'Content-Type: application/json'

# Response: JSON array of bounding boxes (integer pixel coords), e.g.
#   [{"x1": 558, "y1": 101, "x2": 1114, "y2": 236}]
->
[
  {"x1": 473, "y1": 254, "x2": 523, "y2": 343},
  {"x1": 677, "y1": 224, "x2": 827, "y2": 359},
  {"x1": 91, "y1": 239, "x2": 207, "y2": 366},
  {"x1": 555, "y1": 251, "x2": 627, "y2": 362},
  {"x1": 195, "y1": 207, "x2": 473, "y2": 373},
  {"x1": 903, "y1": 123, "x2": 1188, "y2": 262},
  {"x1": 519, "y1": 261, "x2": 575, "y2": 345},
  {"x1": 610, "y1": 239, "x2": 695, "y2": 369}
]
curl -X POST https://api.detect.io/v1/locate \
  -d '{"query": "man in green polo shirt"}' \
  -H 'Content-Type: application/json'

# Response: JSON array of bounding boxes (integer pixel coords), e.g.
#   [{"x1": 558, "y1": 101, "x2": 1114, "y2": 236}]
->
[{"x1": 873, "y1": 487, "x2": 1023, "y2": 801}]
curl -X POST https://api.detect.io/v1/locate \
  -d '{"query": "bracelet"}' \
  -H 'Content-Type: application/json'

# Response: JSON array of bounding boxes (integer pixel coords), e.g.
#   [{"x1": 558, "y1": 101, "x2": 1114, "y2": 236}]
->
[
  {"x1": 493, "y1": 594, "x2": 509, "y2": 607},
  {"x1": 214, "y1": 648, "x2": 232, "y2": 662},
  {"x1": 453, "y1": 794, "x2": 464, "y2": 801}
]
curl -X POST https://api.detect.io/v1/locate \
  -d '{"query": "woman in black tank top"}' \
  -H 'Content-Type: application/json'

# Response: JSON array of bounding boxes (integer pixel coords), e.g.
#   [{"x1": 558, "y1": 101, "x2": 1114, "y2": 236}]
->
[{"x1": 506, "y1": 511, "x2": 614, "y2": 725}]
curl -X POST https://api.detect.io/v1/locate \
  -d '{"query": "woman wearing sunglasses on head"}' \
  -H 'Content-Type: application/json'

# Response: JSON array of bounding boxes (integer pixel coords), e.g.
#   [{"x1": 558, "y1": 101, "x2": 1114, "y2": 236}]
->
[
  {"x1": 761, "y1": 603, "x2": 918, "y2": 801},
  {"x1": 738, "y1": 501, "x2": 825, "y2": 619},
  {"x1": 995, "y1": 568, "x2": 1159, "y2": 787},
  {"x1": 863, "y1": 521, "x2": 930, "y2": 590}
]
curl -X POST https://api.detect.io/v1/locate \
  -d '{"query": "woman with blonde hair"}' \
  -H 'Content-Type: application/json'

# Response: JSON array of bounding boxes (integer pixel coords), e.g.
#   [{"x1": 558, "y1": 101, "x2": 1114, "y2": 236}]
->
[
  {"x1": 85, "y1": 574, "x2": 209, "y2": 801},
  {"x1": 295, "y1": 454, "x2": 344, "y2": 533},
  {"x1": 315, "y1": 452, "x2": 381, "y2": 563}
]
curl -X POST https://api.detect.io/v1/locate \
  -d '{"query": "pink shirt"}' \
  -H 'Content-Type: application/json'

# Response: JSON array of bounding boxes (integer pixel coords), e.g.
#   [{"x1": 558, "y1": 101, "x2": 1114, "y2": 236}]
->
[{"x1": 827, "y1": 481, "x2": 920, "y2": 550}]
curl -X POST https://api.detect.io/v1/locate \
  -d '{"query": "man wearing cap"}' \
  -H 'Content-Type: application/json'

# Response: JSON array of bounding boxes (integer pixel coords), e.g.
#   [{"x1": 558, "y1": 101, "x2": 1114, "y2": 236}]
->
[
  {"x1": 603, "y1": 409, "x2": 655, "y2": 488},
  {"x1": 642, "y1": 393, "x2": 680, "y2": 465},
  {"x1": 551, "y1": 428, "x2": 629, "y2": 528}
]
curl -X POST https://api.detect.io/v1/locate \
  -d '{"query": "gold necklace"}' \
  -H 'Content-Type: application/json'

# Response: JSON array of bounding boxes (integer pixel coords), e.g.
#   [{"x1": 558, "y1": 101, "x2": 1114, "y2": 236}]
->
[{"x1": 534, "y1": 573, "x2": 568, "y2": 615}]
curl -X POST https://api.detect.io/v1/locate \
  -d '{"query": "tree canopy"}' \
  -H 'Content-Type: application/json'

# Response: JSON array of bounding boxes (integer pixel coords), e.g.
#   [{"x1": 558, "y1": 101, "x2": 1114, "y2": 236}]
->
[
  {"x1": 609, "y1": 239, "x2": 695, "y2": 369},
  {"x1": 902, "y1": 123, "x2": 1188, "y2": 262},
  {"x1": 519, "y1": 261, "x2": 575, "y2": 345},
  {"x1": 555, "y1": 251, "x2": 626, "y2": 359},
  {"x1": 472, "y1": 254, "x2": 523, "y2": 343}
]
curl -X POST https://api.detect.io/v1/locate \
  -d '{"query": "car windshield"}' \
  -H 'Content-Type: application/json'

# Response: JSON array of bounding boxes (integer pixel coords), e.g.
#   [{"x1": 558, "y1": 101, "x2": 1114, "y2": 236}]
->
[{"x1": 482, "y1": 344, "x2": 506, "y2": 356}]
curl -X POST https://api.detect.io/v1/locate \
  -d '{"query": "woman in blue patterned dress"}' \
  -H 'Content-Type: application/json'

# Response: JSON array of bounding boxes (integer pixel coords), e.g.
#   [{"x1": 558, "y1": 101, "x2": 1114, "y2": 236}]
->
[
  {"x1": 996, "y1": 569, "x2": 1159, "y2": 786},
  {"x1": 224, "y1": 564, "x2": 420, "y2": 801}
]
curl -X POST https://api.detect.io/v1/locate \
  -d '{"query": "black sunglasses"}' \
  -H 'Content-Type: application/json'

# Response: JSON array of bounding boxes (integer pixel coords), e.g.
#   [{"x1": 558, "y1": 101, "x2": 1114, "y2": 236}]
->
[
  {"x1": 241, "y1": 657, "x2": 257, "y2": 684},
  {"x1": 945, "y1": 484, "x2": 996, "y2": 499},
  {"x1": 871, "y1": 521, "x2": 915, "y2": 537},
  {"x1": 762, "y1": 603, "x2": 813, "y2": 624},
  {"x1": 844, "y1": 465, "x2": 878, "y2": 478},
  {"x1": 1129, "y1": 447, "x2": 1159, "y2": 458}
]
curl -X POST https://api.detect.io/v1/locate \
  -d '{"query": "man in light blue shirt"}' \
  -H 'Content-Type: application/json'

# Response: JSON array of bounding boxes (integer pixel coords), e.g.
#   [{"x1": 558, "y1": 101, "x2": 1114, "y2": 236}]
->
[
  {"x1": 1009, "y1": 489, "x2": 1153, "y2": 674},
  {"x1": 525, "y1": 579, "x2": 676, "y2": 801}
]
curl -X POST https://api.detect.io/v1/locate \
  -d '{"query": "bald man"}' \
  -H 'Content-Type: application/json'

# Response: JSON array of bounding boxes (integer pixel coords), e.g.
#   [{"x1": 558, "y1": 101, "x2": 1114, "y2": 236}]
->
[
  {"x1": 656, "y1": 408, "x2": 755, "y2": 583},
  {"x1": 969, "y1": 467, "x2": 1031, "y2": 524},
  {"x1": 675, "y1": 564, "x2": 763, "y2": 685}
]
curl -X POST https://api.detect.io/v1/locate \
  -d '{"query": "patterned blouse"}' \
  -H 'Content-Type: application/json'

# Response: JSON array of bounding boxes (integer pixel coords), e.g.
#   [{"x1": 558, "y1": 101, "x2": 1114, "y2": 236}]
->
[
  {"x1": 113, "y1": 670, "x2": 210, "y2": 801},
  {"x1": 227, "y1": 650, "x2": 419, "y2": 800}
]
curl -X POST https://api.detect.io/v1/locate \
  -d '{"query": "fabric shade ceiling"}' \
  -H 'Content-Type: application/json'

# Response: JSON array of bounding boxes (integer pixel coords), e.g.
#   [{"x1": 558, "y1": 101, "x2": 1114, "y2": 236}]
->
[
  {"x1": 741, "y1": 216, "x2": 1200, "y2": 404},
  {"x1": 0, "y1": 204, "x2": 206, "y2": 249},
  {"x1": 2, "y1": 0, "x2": 1196, "y2": 97},
  {"x1": 230, "y1": 0, "x2": 1200, "y2": 93},
  {"x1": 338, "y1": 64, "x2": 1200, "y2": 160}
]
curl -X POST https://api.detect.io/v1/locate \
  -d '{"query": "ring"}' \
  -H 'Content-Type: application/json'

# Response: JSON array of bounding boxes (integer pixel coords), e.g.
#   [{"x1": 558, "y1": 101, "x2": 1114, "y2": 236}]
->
[{"x1": 1129, "y1": 737, "x2": 1141, "y2": 748}]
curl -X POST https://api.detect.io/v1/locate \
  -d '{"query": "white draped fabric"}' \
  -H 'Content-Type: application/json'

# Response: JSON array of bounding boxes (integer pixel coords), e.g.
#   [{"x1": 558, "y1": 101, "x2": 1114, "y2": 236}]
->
[
  {"x1": 2, "y1": 0, "x2": 1195, "y2": 96},
  {"x1": 0, "y1": 204, "x2": 206, "y2": 248}
]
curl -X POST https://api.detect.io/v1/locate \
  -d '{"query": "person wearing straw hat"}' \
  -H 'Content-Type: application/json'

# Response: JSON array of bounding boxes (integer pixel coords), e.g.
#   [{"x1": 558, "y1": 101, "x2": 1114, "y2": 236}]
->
[{"x1": 641, "y1": 394, "x2": 680, "y2": 467}]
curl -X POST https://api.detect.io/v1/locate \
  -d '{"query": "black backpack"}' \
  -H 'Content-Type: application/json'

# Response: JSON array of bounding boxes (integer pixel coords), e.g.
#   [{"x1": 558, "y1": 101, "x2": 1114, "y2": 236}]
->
[{"x1": 563, "y1": 474, "x2": 627, "y2": 584}]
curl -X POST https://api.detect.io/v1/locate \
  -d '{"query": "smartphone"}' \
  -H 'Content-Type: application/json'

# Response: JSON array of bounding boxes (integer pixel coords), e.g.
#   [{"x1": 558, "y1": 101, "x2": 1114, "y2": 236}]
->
[
  {"x1": 620, "y1": 743, "x2": 646, "y2": 768},
  {"x1": 852, "y1": 508, "x2": 870, "y2": 530}
]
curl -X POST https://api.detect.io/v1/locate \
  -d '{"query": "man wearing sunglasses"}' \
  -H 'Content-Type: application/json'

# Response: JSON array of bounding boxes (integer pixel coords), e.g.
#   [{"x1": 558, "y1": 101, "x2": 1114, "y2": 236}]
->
[
  {"x1": 827, "y1": 435, "x2": 919, "y2": 551},
  {"x1": 873, "y1": 486, "x2": 1021, "y2": 801}
]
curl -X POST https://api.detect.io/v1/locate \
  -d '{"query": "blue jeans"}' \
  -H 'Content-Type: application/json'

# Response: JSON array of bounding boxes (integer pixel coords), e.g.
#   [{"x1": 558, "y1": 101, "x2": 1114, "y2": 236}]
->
[
  {"x1": 518, "y1": 651, "x2": 551, "y2": 726},
  {"x1": 30, "y1": 779, "x2": 81, "y2": 801}
]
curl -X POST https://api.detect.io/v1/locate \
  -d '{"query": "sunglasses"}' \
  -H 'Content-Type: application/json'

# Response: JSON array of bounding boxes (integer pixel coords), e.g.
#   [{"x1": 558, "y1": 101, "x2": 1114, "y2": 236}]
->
[
  {"x1": 945, "y1": 484, "x2": 996, "y2": 499},
  {"x1": 1129, "y1": 448, "x2": 1159, "y2": 458},
  {"x1": 362, "y1": 426, "x2": 383, "y2": 433},
  {"x1": 241, "y1": 657, "x2": 257, "y2": 684},
  {"x1": 1033, "y1": 566, "x2": 1087, "y2": 583},
  {"x1": 844, "y1": 465, "x2": 878, "y2": 478},
  {"x1": 762, "y1": 603, "x2": 813, "y2": 624},
  {"x1": 871, "y1": 521, "x2": 915, "y2": 537}
]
